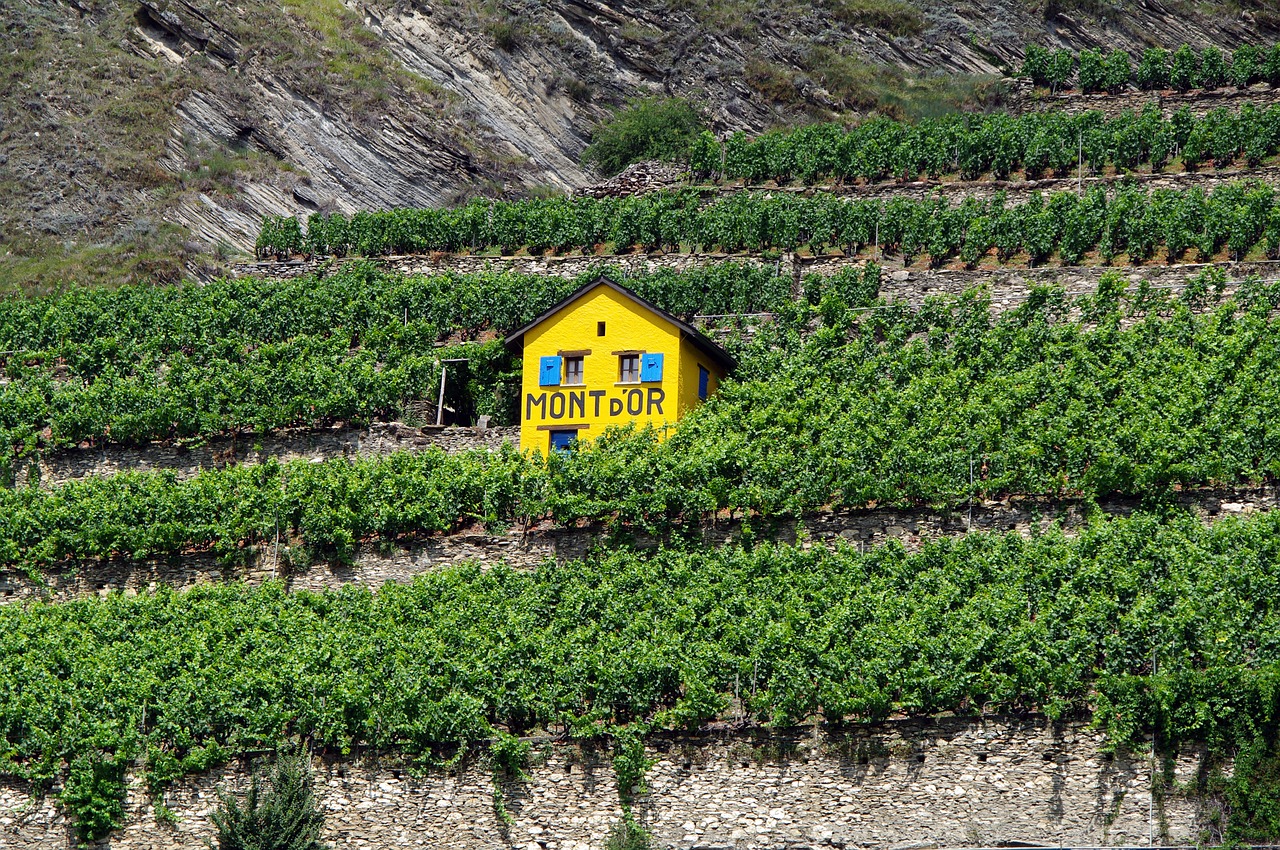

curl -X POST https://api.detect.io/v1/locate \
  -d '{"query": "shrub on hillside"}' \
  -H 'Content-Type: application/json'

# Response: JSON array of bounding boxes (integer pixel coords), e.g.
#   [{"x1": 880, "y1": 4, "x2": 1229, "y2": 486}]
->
[
  {"x1": 483, "y1": 16, "x2": 526, "y2": 52},
  {"x1": 210, "y1": 746, "x2": 328, "y2": 850},
  {"x1": 1170, "y1": 44, "x2": 1198, "y2": 91},
  {"x1": 1020, "y1": 45, "x2": 1051, "y2": 86},
  {"x1": 1198, "y1": 46, "x2": 1229, "y2": 89},
  {"x1": 1230, "y1": 45, "x2": 1263, "y2": 88},
  {"x1": 1047, "y1": 49, "x2": 1074, "y2": 92},
  {"x1": 604, "y1": 818, "x2": 653, "y2": 850},
  {"x1": 1078, "y1": 48, "x2": 1105, "y2": 93},
  {"x1": 580, "y1": 97, "x2": 707, "y2": 176},
  {"x1": 1212, "y1": 738, "x2": 1280, "y2": 843},
  {"x1": 1135, "y1": 48, "x2": 1170, "y2": 90},
  {"x1": 1101, "y1": 49, "x2": 1131, "y2": 93}
]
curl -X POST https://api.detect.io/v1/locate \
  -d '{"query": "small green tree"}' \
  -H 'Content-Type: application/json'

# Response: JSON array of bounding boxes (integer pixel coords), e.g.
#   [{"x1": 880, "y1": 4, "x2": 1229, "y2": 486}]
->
[
  {"x1": 1229, "y1": 45, "x2": 1262, "y2": 88},
  {"x1": 1047, "y1": 49, "x2": 1074, "y2": 92},
  {"x1": 255, "y1": 215, "x2": 304, "y2": 260},
  {"x1": 1170, "y1": 44, "x2": 1197, "y2": 91},
  {"x1": 1020, "y1": 44, "x2": 1051, "y2": 85},
  {"x1": 1265, "y1": 44, "x2": 1280, "y2": 86},
  {"x1": 1198, "y1": 46, "x2": 1229, "y2": 89},
  {"x1": 1077, "y1": 49, "x2": 1105, "y2": 93},
  {"x1": 1135, "y1": 48, "x2": 1170, "y2": 90},
  {"x1": 605, "y1": 728, "x2": 657, "y2": 850},
  {"x1": 209, "y1": 747, "x2": 329, "y2": 850},
  {"x1": 581, "y1": 97, "x2": 707, "y2": 176},
  {"x1": 1101, "y1": 49, "x2": 1132, "y2": 93},
  {"x1": 62, "y1": 752, "x2": 127, "y2": 847},
  {"x1": 1210, "y1": 736, "x2": 1280, "y2": 843}
]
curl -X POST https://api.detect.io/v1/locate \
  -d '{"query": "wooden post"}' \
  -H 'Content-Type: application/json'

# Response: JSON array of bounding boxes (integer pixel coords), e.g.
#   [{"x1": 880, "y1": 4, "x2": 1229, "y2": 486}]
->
[
  {"x1": 436, "y1": 363, "x2": 447, "y2": 426},
  {"x1": 1078, "y1": 132, "x2": 1083, "y2": 195}
]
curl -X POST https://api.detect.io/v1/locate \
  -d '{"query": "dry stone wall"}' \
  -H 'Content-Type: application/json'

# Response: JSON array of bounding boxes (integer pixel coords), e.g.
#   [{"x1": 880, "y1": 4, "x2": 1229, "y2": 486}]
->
[
  {"x1": 1007, "y1": 81, "x2": 1280, "y2": 119},
  {"x1": 232, "y1": 251, "x2": 781, "y2": 281},
  {"x1": 236, "y1": 251, "x2": 1280, "y2": 314},
  {"x1": 571, "y1": 159, "x2": 1277, "y2": 205},
  {"x1": 3, "y1": 486, "x2": 1275, "y2": 605},
  {"x1": 0, "y1": 717, "x2": 1208, "y2": 850},
  {"x1": 29, "y1": 423, "x2": 519, "y2": 488},
  {"x1": 735, "y1": 165, "x2": 1280, "y2": 204},
  {"x1": 813, "y1": 258, "x2": 1279, "y2": 310},
  {"x1": 0, "y1": 528, "x2": 556, "y2": 605}
]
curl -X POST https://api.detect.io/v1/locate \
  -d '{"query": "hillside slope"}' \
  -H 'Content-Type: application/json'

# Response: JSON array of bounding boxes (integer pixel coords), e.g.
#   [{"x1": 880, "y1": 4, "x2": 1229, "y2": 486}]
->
[{"x1": 0, "y1": 0, "x2": 1273, "y2": 288}]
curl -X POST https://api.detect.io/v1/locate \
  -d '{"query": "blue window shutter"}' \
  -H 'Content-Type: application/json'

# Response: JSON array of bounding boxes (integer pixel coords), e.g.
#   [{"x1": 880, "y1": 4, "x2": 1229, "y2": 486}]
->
[
  {"x1": 698, "y1": 365, "x2": 710, "y2": 400},
  {"x1": 539, "y1": 356, "x2": 562, "y2": 386},
  {"x1": 640, "y1": 352, "x2": 664, "y2": 382}
]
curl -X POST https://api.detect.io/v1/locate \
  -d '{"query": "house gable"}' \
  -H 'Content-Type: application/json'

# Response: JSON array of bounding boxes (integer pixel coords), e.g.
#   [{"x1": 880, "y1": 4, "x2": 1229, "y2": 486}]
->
[{"x1": 506, "y1": 278, "x2": 733, "y2": 453}]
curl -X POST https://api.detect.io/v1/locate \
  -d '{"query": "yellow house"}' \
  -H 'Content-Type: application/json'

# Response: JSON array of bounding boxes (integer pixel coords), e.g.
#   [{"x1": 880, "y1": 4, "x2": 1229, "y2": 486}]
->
[{"x1": 505, "y1": 277, "x2": 736, "y2": 454}]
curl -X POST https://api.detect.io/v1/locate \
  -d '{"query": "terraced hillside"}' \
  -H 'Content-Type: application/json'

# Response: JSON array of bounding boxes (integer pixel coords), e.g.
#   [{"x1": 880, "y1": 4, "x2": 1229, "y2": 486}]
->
[
  {"x1": 2, "y1": 0, "x2": 1277, "y2": 291},
  {"x1": 12, "y1": 38, "x2": 1280, "y2": 850}
]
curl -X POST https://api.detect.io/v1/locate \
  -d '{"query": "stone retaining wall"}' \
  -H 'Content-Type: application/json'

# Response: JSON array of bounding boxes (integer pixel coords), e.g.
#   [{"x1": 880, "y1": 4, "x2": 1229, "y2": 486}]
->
[
  {"x1": 0, "y1": 717, "x2": 1208, "y2": 850},
  {"x1": 3, "y1": 486, "x2": 1274, "y2": 605},
  {"x1": 236, "y1": 251, "x2": 1280, "y2": 313},
  {"x1": 758, "y1": 165, "x2": 1280, "y2": 204},
  {"x1": 715, "y1": 164, "x2": 1280, "y2": 204},
  {"x1": 819, "y1": 258, "x2": 1278, "y2": 310},
  {"x1": 1008, "y1": 81, "x2": 1280, "y2": 119},
  {"x1": 232, "y1": 251, "x2": 779, "y2": 281},
  {"x1": 28, "y1": 423, "x2": 519, "y2": 488}
]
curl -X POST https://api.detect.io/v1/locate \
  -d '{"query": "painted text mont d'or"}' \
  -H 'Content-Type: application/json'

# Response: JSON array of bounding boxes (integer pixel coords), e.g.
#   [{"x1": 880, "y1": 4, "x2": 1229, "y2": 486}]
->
[{"x1": 505, "y1": 277, "x2": 735, "y2": 454}]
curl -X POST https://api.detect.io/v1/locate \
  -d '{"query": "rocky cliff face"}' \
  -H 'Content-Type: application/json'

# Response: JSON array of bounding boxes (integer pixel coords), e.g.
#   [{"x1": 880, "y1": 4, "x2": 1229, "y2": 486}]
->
[{"x1": 0, "y1": 0, "x2": 1273, "y2": 287}]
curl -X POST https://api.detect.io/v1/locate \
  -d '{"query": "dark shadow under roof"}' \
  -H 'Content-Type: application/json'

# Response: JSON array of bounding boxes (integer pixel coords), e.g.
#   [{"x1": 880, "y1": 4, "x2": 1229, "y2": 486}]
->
[{"x1": 503, "y1": 276, "x2": 737, "y2": 372}]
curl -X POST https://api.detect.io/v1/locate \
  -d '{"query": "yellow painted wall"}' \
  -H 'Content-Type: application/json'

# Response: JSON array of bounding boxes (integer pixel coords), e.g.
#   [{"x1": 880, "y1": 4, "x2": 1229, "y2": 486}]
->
[
  {"x1": 677, "y1": 336, "x2": 721, "y2": 417},
  {"x1": 517, "y1": 286, "x2": 727, "y2": 454}
]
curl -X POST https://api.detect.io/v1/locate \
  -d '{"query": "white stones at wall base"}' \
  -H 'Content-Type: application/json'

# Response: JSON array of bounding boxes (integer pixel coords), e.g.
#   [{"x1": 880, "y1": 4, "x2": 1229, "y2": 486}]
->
[{"x1": 0, "y1": 719, "x2": 1209, "y2": 850}]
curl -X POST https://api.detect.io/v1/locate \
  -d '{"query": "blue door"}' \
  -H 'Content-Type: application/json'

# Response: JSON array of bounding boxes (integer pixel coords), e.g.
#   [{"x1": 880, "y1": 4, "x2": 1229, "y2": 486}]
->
[{"x1": 549, "y1": 430, "x2": 578, "y2": 452}]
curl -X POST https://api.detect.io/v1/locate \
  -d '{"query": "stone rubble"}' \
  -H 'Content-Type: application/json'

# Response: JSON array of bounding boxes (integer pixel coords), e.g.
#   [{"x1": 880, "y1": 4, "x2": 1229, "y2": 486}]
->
[{"x1": 575, "y1": 161, "x2": 688, "y2": 198}]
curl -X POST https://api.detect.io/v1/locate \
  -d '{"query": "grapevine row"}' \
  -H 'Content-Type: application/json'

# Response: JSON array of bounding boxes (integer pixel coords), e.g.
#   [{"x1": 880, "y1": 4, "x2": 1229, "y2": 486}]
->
[
  {"x1": 0, "y1": 262, "x2": 826, "y2": 480},
  {"x1": 6, "y1": 270, "x2": 1280, "y2": 566},
  {"x1": 0, "y1": 335, "x2": 503, "y2": 474},
  {"x1": 0, "y1": 262, "x2": 797, "y2": 355},
  {"x1": 257, "y1": 182, "x2": 1280, "y2": 265},
  {"x1": 1020, "y1": 43, "x2": 1280, "y2": 94},
  {"x1": 6, "y1": 509, "x2": 1280, "y2": 839},
  {"x1": 689, "y1": 105, "x2": 1280, "y2": 185}
]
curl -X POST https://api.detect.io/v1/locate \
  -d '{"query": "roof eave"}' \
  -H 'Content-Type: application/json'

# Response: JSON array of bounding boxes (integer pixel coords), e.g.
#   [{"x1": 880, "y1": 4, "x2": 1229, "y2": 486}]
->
[
  {"x1": 502, "y1": 275, "x2": 736, "y2": 373},
  {"x1": 681, "y1": 330, "x2": 737, "y2": 372}
]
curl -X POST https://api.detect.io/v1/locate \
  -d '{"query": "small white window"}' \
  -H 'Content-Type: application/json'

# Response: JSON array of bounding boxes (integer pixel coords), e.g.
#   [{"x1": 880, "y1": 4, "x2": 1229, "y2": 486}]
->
[
  {"x1": 564, "y1": 356, "x2": 584, "y2": 385},
  {"x1": 619, "y1": 354, "x2": 640, "y2": 383}
]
